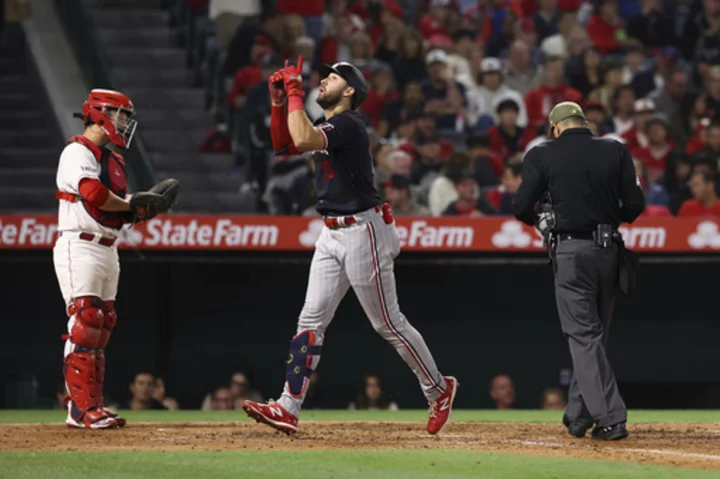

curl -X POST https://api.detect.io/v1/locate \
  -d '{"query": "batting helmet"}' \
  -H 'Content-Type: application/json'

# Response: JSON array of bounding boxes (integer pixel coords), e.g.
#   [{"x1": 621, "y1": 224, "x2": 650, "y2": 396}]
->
[
  {"x1": 318, "y1": 62, "x2": 368, "y2": 110},
  {"x1": 78, "y1": 89, "x2": 137, "y2": 149}
]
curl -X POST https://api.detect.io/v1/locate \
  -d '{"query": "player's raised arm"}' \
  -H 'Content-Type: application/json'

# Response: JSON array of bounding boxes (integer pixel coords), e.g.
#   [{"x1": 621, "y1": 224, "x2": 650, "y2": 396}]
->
[
  {"x1": 282, "y1": 56, "x2": 327, "y2": 152},
  {"x1": 268, "y1": 61, "x2": 301, "y2": 155}
]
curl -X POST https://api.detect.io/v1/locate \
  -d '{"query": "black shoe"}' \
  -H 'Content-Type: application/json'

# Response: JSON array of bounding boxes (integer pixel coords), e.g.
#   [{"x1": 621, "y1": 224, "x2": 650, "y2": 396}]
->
[
  {"x1": 562, "y1": 414, "x2": 593, "y2": 438},
  {"x1": 591, "y1": 422, "x2": 629, "y2": 441}
]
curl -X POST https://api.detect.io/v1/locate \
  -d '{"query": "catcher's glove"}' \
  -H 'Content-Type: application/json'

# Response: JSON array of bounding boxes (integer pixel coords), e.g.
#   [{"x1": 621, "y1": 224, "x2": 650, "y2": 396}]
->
[
  {"x1": 129, "y1": 178, "x2": 180, "y2": 222},
  {"x1": 148, "y1": 178, "x2": 180, "y2": 211}
]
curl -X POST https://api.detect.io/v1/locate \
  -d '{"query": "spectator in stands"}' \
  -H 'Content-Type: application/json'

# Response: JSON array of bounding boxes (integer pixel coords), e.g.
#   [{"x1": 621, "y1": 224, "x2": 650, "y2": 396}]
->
[
  {"x1": 534, "y1": 0, "x2": 561, "y2": 44},
  {"x1": 586, "y1": 0, "x2": 628, "y2": 55},
  {"x1": 622, "y1": 98, "x2": 655, "y2": 151},
  {"x1": 227, "y1": 45, "x2": 270, "y2": 108},
  {"x1": 209, "y1": 0, "x2": 261, "y2": 55},
  {"x1": 692, "y1": 49, "x2": 720, "y2": 90},
  {"x1": 223, "y1": 10, "x2": 282, "y2": 76},
  {"x1": 704, "y1": 66, "x2": 720, "y2": 120},
  {"x1": 448, "y1": 29, "x2": 477, "y2": 89},
  {"x1": 229, "y1": 371, "x2": 263, "y2": 406},
  {"x1": 348, "y1": 31, "x2": 382, "y2": 74},
  {"x1": 525, "y1": 56, "x2": 582, "y2": 130},
  {"x1": 540, "y1": 388, "x2": 566, "y2": 410},
  {"x1": 467, "y1": 57, "x2": 528, "y2": 130},
  {"x1": 621, "y1": 41, "x2": 646, "y2": 85},
  {"x1": 375, "y1": 16, "x2": 406, "y2": 64},
  {"x1": 378, "y1": 81, "x2": 425, "y2": 138},
  {"x1": 564, "y1": 24, "x2": 592, "y2": 80},
  {"x1": 411, "y1": 133, "x2": 445, "y2": 203},
  {"x1": 467, "y1": 133, "x2": 503, "y2": 186},
  {"x1": 428, "y1": 151, "x2": 472, "y2": 216},
  {"x1": 679, "y1": 0, "x2": 720, "y2": 60},
  {"x1": 486, "y1": 99, "x2": 536, "y2": 161},
  {"x1": 281, "y1": 14, "x2": 308, "y2": 56},
  {"x1": 484, "y1": 159, "x2": 523, "y2": 215},
  {"x1": 489, "y1": 374, "x2": 516, "y2": 410},
  {"x1": 648, "y1": 69, "x2": 688, "y2": 131},
  {"x1": 361, "y1": 65, "x2": 399, "y2": 129},
  {"x1": 348, "y1": 374, "x2": 399, "y2": 410},
  {"x1": 374, "y1": 143, "x2": 396, "y2": 183},
  {"x1": 626, "y1": 0, "x2": 675, "y2": 48},
  {"x1": 607, "y1": 85, "x2": 636, "y2": 136},
  {"x1": 389, "y1": 113, "x2": 421, "y2": 147},
  {"x1": 317, "y1": 13, "x2": 357, "y2": 66},
  {"x1": 583, "y1": 101, "x2": 609, "y2": 135},
  {"x1": 569, "y1": 47, "x2": 602, "y2": 98},
  {"x1": 209, "y1": 387, "x2": 234, "y2": 410},
  {"x1": 504, "y1": 40, "x2": 543, "y2": 95},
  {"x1": 152, "y1": 377, "x2": 179, "y2": 411},
  {"x1": 588, "y1": 60, "x2": 624, "y2": 115},
  {"x1": 678, "y1": 170, "x2": 720, "y2": 216},
  {"x1": 275, "y1": 0, "x2": 325, "y2": 42},
  {"x1": 693, "y1": 120, "x2": 720, "y2": 168},
  {"x1": 389, "y1": 150, "x2": 413, "y2": 178},
  {"x1": 124, "y1": 372, "x2": 168, "y2": 410},
  {"x1": 442, "y1": 169, "x2": 497, "y2": 216},
  {"x1": 384, "y1": 174, "x2": 431, "y2": 216},
  {"x1": 393, "y1": 28, "x2": 429, "y2": 91},
  {"x1": 419, "y1": 0, "x2": 452, "y2": 38},
  {"x1": 422, "y1": 49, "x2": 467, "y2": 131},
  {"x1": 633, "y1": 158, "x2": 671, "y2": 215},
  {"x1": 632, "y1": 113, "x2": 674, "y2": 185}
]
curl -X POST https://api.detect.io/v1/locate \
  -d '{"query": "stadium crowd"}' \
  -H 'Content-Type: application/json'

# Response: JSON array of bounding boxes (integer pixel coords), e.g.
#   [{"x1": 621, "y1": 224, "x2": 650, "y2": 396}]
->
[{"x1": 183, "y1": 0, "x2": 720, "y2": 218}]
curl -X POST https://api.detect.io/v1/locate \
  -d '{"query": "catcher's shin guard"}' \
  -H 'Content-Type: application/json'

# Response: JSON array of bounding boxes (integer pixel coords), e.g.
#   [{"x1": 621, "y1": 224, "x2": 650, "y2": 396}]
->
[
  {"x1": 285, "y1": 330, "x2": 321, "y2": 398},
  {"x1": 62, "y1": 296, "x2": 110, "y2": 425}
]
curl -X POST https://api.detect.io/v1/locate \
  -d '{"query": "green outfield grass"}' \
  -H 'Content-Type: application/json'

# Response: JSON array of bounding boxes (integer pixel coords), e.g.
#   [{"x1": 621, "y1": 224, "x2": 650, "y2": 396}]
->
[
  {"x1": 1, "y1": 450, "x2": 717, "y2": 479},
  {"x1": 1, "y1": 410, "x2": 719, "y2": 479},
  {"x1": 2, "y1": 408, "x2": 720, "y2": 424}
]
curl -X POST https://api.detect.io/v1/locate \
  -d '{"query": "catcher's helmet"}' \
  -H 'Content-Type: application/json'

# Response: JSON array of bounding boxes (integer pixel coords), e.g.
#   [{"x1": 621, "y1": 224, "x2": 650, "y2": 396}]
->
[
  {"x1": 78, "y1": 89, "x2": 137, "y2": 149},
  {"x1": 318, "y1": 62, "x2": 368, "y2": 110}
]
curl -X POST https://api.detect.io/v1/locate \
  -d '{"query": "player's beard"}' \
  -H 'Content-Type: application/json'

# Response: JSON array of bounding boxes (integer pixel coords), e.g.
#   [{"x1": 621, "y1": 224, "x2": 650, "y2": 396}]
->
[{"x1": 316, "y1": 89, "x2": 343, "y2": 110}]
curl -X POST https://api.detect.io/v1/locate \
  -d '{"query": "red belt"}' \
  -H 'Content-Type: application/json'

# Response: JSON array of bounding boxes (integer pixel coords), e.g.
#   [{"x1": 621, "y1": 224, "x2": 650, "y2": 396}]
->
[
  {"x1": 63, "y1": 231, "x2": 116, "y2": 247},
  {"x1": 324, "y1": 205, "x2": 380, "y2": 230}
]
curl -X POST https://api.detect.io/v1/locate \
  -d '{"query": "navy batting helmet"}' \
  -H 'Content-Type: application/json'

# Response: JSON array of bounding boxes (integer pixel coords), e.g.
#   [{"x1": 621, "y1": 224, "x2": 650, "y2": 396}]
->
[{"x1": 318, "y1": 62, "x2": 368, "y2": 110}]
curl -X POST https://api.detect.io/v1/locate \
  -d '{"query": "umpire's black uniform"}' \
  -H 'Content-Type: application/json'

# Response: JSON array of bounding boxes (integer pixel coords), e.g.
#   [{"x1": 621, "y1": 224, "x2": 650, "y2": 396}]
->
[{"x1": 513, "y1": 102, "x2": 645, "y2": 441}]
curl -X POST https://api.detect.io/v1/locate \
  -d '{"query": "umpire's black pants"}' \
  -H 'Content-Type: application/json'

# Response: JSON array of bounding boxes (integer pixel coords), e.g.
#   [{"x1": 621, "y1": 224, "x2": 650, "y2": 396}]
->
[{"x1": 554, "y1": 238, "x2": 627, "y2": 427}]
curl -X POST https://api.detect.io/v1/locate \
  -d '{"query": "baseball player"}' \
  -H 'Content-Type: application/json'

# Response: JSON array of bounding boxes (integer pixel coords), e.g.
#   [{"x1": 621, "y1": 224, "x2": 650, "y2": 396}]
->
[
  {"x1": 242, "y1": 58, "x2": 458, "y2": 435},
  {"x1": 53, "y1": 89, "x2": 176, "y2": 429}
]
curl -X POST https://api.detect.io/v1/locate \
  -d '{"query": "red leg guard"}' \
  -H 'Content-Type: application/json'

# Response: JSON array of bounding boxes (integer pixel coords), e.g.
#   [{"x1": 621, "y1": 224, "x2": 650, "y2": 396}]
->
[
  {"x1": 64, "y1": 350, "x2": 99, "y2": 417},
  {"x1": 98, "y1": 301, "x2": 117, "y2": 349},
  {"x1": 63, "y1": 296, "x2": 105, "y2": 420}
]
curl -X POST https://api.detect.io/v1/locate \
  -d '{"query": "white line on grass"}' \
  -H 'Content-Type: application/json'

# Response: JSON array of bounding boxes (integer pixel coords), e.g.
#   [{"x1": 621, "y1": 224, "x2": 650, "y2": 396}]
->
[{"x1": 514, "y1": 440, "x2": 720, "y2": 461}]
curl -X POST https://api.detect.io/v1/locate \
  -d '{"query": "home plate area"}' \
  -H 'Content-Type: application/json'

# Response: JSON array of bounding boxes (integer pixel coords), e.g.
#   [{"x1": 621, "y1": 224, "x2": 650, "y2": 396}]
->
[{"x1": 2, "y1": 422, "x2": 720, "y2": 470}]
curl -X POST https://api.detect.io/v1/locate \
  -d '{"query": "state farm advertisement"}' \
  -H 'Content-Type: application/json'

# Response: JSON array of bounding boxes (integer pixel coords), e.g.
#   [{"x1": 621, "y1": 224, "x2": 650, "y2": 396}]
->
[{"x1": 0, "y1": 214, "x2": 719, "y2": 252}]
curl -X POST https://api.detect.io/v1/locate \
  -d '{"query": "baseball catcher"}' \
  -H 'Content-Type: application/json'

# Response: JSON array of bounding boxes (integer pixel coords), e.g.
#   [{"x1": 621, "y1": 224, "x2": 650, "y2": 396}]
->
[{"x1": 54, "y1": 89, "x2": 179, "y2": 429}]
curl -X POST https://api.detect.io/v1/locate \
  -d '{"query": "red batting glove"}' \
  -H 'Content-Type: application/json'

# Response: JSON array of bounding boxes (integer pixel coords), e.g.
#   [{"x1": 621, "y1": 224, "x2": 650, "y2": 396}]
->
[
  {"x1": 268, "y1": 69, "x2": 286, "y2": 107},
  {"x1": 282, "y1": 56, "x2": 305, "y2": 99}
]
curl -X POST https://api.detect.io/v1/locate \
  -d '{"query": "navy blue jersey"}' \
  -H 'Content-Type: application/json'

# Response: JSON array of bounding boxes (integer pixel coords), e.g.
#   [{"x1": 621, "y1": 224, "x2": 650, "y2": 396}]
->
[{"x1": 312, "y1": 110, "x2": 381, "y2": 216}]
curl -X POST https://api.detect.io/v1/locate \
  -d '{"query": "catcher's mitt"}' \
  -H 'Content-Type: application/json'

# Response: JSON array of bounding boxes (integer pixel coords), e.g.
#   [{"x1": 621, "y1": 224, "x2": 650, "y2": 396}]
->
[
  {"x1": 148, "y1": 178, "x2": 180, "y2": 212},
  {"x1": 129, "y1": 178, "x2": 180, "y2": 223}
]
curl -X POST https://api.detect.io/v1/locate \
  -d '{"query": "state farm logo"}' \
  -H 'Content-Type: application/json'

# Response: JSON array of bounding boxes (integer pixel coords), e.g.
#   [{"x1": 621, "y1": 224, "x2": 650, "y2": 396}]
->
[
  {"x1": 688, "y1": 221, "x2": 720, "y2": 249},
  {"x1": 617, "y1": 226, "x2": 666, "y2": 248},
  {"x1": 395, "y1": 220, "x2": 474, "y2": 248},
  {"x1": 491, "y1": 220, "x2": 533, "y2": 248},
  {"x1": 299, "y1": 219, "x2": 324, "y2": 247},
  {"x1": 119, "y1": 218, "x2": 279, "y2": 247}
]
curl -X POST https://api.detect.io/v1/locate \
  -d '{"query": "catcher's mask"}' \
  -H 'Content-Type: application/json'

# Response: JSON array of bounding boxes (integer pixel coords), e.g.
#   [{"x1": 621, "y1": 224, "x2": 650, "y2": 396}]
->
[{"x1": 76, "y1": 89, "x2": 137, "y2": 149}]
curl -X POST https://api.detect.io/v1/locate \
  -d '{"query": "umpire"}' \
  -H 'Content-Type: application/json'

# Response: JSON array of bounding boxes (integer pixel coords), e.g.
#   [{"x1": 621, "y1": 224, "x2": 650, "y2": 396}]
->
[{"x1": 513, "y1": 102, "x2": 645, "y2": 441}]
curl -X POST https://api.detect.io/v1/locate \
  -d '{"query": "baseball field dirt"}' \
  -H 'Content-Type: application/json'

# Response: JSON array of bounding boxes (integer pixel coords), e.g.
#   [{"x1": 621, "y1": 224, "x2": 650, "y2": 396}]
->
[
  {"x1": 2, "y1": 421, "x2": 720, "y2": 470},
  {"x1": 2, "y1": 410, "x2": 720, "y2": 478}
]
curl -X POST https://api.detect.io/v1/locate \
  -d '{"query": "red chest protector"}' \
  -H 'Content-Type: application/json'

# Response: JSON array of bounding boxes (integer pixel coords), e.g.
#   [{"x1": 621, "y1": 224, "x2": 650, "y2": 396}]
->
[{"x1": 66, "y1": 135, "x2": 129, "y2": 230}]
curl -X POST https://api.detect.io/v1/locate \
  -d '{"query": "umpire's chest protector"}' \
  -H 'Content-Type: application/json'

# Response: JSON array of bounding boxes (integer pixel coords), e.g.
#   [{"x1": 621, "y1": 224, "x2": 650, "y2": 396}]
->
[{"x1": 69, "y1": 135, "x2": 129, "y2": 230}]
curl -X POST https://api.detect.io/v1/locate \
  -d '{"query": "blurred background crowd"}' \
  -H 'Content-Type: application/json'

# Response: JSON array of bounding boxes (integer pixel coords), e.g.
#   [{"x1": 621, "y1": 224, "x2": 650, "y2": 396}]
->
[
  {"x1": 181, "y1": 0, "x2": 720, "y2": 218},
  {"x1": 53, "y1": 369, "x2": 564, "y2": 412}
]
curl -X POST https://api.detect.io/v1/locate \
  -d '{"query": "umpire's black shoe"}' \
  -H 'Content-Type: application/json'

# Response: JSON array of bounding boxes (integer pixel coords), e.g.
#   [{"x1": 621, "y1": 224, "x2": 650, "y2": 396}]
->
[
  {"x1": 591, "y1": 422, "x2": 629, "y2": 441},
  {"x1": 562, "y1": 414, "x2": 593, "y2": 438}
]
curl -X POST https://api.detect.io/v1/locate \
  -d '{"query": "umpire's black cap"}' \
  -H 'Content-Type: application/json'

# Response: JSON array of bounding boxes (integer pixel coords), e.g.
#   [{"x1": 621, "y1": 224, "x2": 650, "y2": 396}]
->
[{"x1": 319, "y1": 62, "x2": 368, "y2": 110}]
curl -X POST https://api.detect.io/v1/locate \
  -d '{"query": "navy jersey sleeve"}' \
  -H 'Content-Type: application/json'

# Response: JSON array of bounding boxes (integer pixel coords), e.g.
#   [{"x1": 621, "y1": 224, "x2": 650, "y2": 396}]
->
[
  {"x1": 513, "y1": 146, "x2": 547, "y2": 225},
  {"x1": 317, "y1": 113, "x2": 362, "y2": 151}
]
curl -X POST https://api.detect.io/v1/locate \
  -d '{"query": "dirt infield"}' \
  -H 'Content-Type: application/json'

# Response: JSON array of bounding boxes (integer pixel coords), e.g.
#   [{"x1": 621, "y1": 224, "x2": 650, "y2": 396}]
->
[{"x1": 2, "y1": 421, "x2": 720, "y2": 470}]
